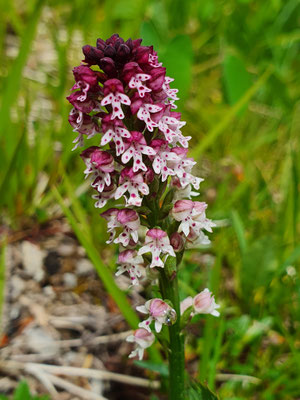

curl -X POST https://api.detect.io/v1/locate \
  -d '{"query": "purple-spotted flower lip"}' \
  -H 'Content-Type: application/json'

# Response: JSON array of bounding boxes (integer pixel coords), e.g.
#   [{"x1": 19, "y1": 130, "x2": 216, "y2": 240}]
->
[{"x1": 146, "y1": 228, "x2": 167, "y2": 240}]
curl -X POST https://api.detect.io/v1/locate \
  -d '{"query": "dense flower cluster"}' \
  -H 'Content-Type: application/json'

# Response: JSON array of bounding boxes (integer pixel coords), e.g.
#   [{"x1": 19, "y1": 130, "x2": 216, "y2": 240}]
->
[{"x1": 68, "y1": 34, "x2": 219, "y2": 360}]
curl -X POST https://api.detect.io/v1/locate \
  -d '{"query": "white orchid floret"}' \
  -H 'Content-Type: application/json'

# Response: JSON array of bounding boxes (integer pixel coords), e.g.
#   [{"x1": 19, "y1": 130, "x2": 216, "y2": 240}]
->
[
  {"x1": 137, "y1": 298, "x2": 177, "y2": 333},
  {"x1": 180, "y1": 288, "x2": 220, "y2": 317},
  {"x1": 138, "y1": 228, "x2": 175, "y2": 268},
  {"x1": 126, "y1": 328, "x2": 155, "y2": 360},
  {"x1": 100, "y1": 79, "x2": 131, "y2": 120},
  {"x1": 121, "y1": 131, "x2": 156, "y2": 173},
  {"x1": 101, "y1": 208, "x2": 140, "y2": 246},
  {"x1": 116, "y1": 249, "x2": 144, "y2": 286},
  {"x1": 114, "y1": 167, "x2": 149, "y2": 207},
  {"x1": 129, "y1": 73, "x2": 152, "y2": 97},
  {"x1": 172, "y1": 200, "x2": 216, "y2": 237},
  {"x1": 137, "y1": 103, "x2": 162, "y2": 132}
]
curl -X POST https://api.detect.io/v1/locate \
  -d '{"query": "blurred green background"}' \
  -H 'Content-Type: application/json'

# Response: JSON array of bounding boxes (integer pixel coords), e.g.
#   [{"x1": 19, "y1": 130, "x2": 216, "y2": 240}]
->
[{"x1": 0, "y1": 0, "x2": 300, "y2": 399}]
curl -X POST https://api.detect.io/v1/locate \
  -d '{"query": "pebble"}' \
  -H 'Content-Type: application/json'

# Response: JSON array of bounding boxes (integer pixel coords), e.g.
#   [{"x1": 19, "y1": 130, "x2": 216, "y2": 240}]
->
[
  {"x1": 21, "y1": 241, "x2": 45, "y2": 282},
  {"x1": 25, "y1": 326, "x2": 59, "y2": 357},
  {"x1": 10, "y1": 275, "x2": 25, "y2": 299},
  {"x1": 63, "y1": 272, "x2": 78, "y2": 289},
  {"x1": 75, "y1": 258, "x2": 94, "y2": 276}
]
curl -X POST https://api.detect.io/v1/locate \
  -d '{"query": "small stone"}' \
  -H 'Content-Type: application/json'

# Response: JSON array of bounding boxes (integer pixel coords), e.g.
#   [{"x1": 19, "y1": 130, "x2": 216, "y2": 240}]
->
[
  {"x1": 25, "y1": 326, "x2": 59, "y2": 357},
  {"x1": 10, "y1": 275, "x2": 25, "y2": 299},
  {"x1": 21, "y1": 241, "x2": 45, "y2": 282},
  {"x1": 63, "y1": 272, "x2": 78, "y2": 289},
  {"x1": 75, "y1": 258, "x2": 94, "y2": 276},
  {"x1": 43, "y1": 285, "x2": 56, "y2": 299},
  {"x1": 57, "y1": 242, "x2": 76, "y2": 257}
]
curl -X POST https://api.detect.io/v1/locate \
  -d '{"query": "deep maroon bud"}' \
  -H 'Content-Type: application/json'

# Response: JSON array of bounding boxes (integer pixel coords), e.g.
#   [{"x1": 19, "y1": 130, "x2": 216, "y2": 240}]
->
[
  {"x1": 96, "y1": 38, "x2": 106, "y2": 50},
  {"x1": 116, "y1": 44, "x2": 131, "y2": 61},
  {"x1": 104, "y1": 44, "x2": 116, "y2": 58},
  {"x1": 82, "y1": 45, "x2": 104, "y2": 64},
  {"x1": 106, "y1": 33, "x2": 121, "y2": 46},
  {"x1": 125, "y1": 38, "x2": 133, "y2": 50},
  {"x1": 170, "y1": 232, "x2": 185, "y2": 252},
  {"x1": 132, "y1": 38, "x2": 143, "y2": 49},
  {"x1": 99, "y1": 57, "x2": 116, "y2": 77}
]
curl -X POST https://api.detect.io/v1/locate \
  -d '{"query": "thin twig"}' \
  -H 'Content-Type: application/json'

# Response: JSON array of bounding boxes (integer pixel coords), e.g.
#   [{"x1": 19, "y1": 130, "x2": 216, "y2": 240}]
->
[
  {"x1": 44, "y1": 372, "x2": 108, "y2": 400},
  {"x1": 216, "y1": 373, "x2": 261, "y2": 384},
  {"x1": 28, "y1": 362, "x2": 160, "y2": 389},
  {"x1": 25, "y1": 364, "x2": 58, "y2": 397},
  {"x1": 53, "y1": 330, "x2": 133, "y2": 348}
]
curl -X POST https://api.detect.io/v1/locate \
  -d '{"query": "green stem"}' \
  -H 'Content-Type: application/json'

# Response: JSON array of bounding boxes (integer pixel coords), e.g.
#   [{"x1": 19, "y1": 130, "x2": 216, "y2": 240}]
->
[{"x1": 161, "y1": 269, "x2": 185, "y2": 399}]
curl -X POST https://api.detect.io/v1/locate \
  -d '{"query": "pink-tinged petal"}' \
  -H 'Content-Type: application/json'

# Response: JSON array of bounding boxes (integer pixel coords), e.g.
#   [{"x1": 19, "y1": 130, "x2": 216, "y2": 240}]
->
[
  {"x1": 101, "y1": 94, "x2": 113, "y2": 106},
  {"x1": 115, "y1": 183, "x2": 129, "y2": 199},
  {"x1": 193, "y1": 288, "x2": 220, "y2": 317},
  {"x1": 180, "y1": 221, "x2": 191, "y2": 237},
  {"x1": 118, "y1": 249, "x2": 135, "y2": 263},
  {"x1": 121, "y1": 147, "x2": 134, "y2": 164},
  {"x1": 138, "y1": 145, "x2": 156, "y2": 156},
  {"x1": 172, "y1": 200, "x2": 194, "y2": 221},
  {"x1": 149, "y1": 299, "x2": 169, "y2": 317},
  {"x1": 164, "y1": 244, "x2": 176, "y2": 257},
  {"x1": 153, "y1": 156, "x2": 162, "y2": 174},
  {"x1": 136, "y1": 305, "x2": 148, "y2": 314},
  {"x1": 180, "y1": 296, "x2": 193, "y2": 314},
  {"x1": 147, "y1": 228, "x2": 167, "y2": 240},
  {"x1": 154, "y1": 320, "x2": 163, "y2": 333},
  {"x1": 138, "y1": 244, "x2": 152, "y2": 256},
  {"x1": 116, "y1": 127, "x2": 131, "y2": 138},
  {"x1": 139, "y1": 183, "x2": 149, "y2": 195},
  {"x1": 101, "y1": 130, "x2": 113, "y2": 146},
  {"x1": 117, "y1": 93, "x2": 131, "y2": 105}
]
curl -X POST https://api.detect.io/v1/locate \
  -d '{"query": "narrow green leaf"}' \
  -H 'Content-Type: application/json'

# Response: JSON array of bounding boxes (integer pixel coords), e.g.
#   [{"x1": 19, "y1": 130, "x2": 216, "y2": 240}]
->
[
  {"x1": 191, "y1": 66, "x2": 273, "y2": 157},
  {"x1": 160, "y1": 35, "x2": 193, "y2": 103},
  {"x1": 0, "y1": 0, "x2": 45, "y2": 157},
  {"x1": 134, "y1": 360, "x2": 169, "y2": 377},
  {"x1": 13, "y1": 381, "x2": 31, "y2": 400},
  {"x1": 231, "y1": 210, "x2": 247, "y2": 255},
  {"x1": 223, "y1": 52, "x2": 252, "y2": 107},
  {"x1": 140, "y1": 21, "x2": 161, "y2": 50},
  {"x1": 185, "y1": 380, "x2": 219, "y2": 400}
]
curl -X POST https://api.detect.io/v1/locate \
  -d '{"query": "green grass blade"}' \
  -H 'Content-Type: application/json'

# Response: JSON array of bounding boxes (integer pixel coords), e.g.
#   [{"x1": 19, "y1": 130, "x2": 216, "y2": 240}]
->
[
  {"x1": 208, "y1": 317, "x2": 225, "y2": 390},
  {"x1": 191, "y1": 66, "x2": 273, "y2": 158},
  {"x1": 0, "y1": 0, "x2": 45, "y2": 156},
  {"x1": 231, "y1": 210, "x2": 247, "y2": 255}
]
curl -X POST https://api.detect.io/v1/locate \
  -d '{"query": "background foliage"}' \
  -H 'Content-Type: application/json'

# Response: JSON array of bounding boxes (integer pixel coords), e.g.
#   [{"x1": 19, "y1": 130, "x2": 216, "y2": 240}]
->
[{"x1": 0, "y1": 0, "x2": 299, "y2": 399}]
